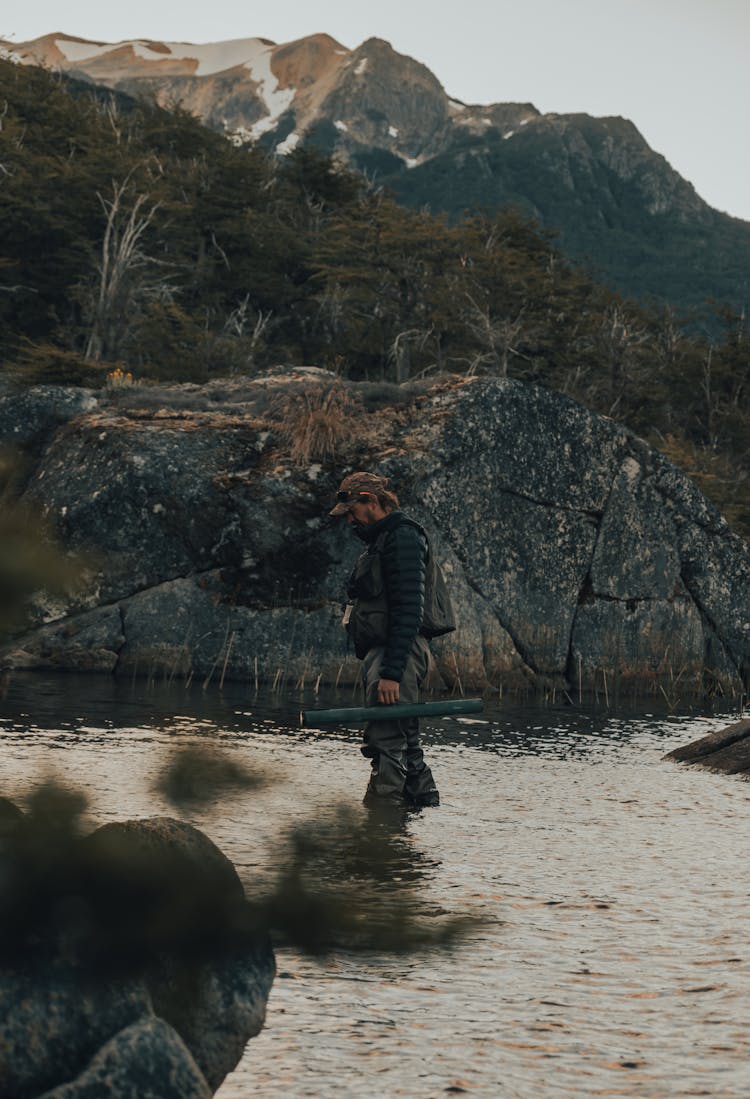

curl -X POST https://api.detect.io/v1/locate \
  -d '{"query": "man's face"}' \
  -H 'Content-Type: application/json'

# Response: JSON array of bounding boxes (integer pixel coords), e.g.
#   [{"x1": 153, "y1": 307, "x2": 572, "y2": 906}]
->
[{"x1": 346, "y1": 494, "x2": 381, "y2": 526}]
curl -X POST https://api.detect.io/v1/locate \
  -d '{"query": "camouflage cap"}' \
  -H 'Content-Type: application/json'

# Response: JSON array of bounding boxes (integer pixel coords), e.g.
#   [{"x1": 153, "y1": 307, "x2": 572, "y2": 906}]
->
[{"x1": 329, "y1": 471, "x2": 390, "y2": 516}]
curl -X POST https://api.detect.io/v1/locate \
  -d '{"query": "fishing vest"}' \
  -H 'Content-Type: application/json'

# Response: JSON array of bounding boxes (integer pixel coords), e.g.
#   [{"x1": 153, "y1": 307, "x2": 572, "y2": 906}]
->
[{"x1": 346, "y1": 518, "x2": 456, "y2": 656}]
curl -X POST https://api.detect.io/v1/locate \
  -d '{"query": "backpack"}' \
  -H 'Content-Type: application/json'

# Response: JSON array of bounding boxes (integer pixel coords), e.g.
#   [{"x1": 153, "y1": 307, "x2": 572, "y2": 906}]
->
[{"x1": 403, "y1": 519, "x2": 456, "y2": 639}]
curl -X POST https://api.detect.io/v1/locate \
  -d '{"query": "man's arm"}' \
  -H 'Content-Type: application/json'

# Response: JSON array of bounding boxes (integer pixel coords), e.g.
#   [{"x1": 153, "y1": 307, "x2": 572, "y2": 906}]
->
[{"x1": 378, "y1": 523, "x2": 427, "y2": 698}]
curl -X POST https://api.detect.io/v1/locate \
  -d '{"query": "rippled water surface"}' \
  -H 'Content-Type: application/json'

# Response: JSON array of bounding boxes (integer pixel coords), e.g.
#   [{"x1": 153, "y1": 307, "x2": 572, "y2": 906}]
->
[{"x1": 2, "y1": 673, "x2": 750, "y2": 1098}]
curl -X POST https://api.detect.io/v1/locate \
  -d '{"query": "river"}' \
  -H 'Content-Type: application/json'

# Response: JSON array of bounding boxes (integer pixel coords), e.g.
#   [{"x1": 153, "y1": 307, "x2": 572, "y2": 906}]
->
[{"x1": 2, "y1": 672, "x2": 749, "y2": 1098}]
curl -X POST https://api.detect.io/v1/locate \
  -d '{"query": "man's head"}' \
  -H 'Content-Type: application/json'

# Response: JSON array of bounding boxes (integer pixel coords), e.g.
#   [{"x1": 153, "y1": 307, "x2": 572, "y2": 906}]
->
[{"x1": 329, "y1": 471, "x2": 399, "y2": 526}]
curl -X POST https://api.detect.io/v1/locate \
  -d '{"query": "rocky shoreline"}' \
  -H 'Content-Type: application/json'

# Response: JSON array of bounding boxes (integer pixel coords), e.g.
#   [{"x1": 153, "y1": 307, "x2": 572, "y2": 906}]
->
[
  {"x1": 664, "y1": 718, "x2": 750, "y2": 776},
  {"x1": 2, "y1": 372, "x2": 749, "y2": 697}
]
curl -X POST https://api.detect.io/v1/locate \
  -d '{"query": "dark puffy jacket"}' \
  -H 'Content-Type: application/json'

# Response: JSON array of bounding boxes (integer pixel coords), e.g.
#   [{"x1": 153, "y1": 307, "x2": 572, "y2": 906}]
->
[{"x1": 346, "y1": 511, "x2": 428, "y2": 682}]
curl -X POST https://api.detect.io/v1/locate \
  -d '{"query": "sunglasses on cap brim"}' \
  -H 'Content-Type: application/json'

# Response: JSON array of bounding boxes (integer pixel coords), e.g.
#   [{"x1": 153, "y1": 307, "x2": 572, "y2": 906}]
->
[{"x1": 335, "y1": 490, "x2": 374, "y2": 503}]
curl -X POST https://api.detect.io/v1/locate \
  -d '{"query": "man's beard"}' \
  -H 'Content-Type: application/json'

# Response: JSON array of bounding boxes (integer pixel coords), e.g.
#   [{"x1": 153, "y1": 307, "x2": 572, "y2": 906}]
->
[{"x1": 351, "y1": 520, "x2": 369, "y2": 540}]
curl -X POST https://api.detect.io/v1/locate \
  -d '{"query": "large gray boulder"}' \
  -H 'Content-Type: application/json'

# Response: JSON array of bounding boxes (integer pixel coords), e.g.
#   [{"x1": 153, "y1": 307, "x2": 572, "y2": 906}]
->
[
  {"x1": 0, "y1": 813, "x2": 275, "y2": 1098},
  {"x1": 408, "y1": 379, "x2": 747, "y2": 690},
  {"x1": 3, "y1": 375, "x2": 749, "y2": 694},
  {"x1": 36, "y1": 1018, "x2": 212, "y2": 1099},
  {"x1": 19, "y1": 406, "x2": 272, "y2": 606},
  {"x1": 0, "y1": 386, "x2": 99, "y2": 448},
  {"x1": 0, "y1": 964, "x2": 152, "y2": 1099},
  {"x1": 84, "y1": 818, "x2": 275, "y2": 1093},
  {"x1": 147, "y1": 950, "x2": 275, "y2": 1093}
]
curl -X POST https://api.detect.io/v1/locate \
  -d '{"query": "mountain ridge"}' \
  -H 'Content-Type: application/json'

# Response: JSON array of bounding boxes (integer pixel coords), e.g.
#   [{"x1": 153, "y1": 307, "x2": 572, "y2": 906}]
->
[
  {"x1": 0, "y1": 32, "x2": 619, "y2": 178},
  {"x1": 2, "y1": 31, "x2": 749, "y2": 312}
]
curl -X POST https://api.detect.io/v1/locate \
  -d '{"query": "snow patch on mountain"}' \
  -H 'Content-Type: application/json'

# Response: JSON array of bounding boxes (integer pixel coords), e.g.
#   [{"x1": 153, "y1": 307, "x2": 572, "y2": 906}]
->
[
  {"x1": 276, "y1": 132, "x2": 301, "y2": 154},
  {"x1": 227, "y1": 126, "x2": 255, "y2": 146},
  {"x1": 241, "y1": 45, "x2": 295, "y2": 136},
  {"x1": 54, "y1": 38, "x2": 115, "y2": 63},
  {"x1": 55, "y1": 36, "x2": 276, "y2": 77},
  {"x1": 54, "y1": 38, "x2": 117, "y2": 64},
  {"x1": 53, "y1": 34, "x2": 294, "y2": 132}
]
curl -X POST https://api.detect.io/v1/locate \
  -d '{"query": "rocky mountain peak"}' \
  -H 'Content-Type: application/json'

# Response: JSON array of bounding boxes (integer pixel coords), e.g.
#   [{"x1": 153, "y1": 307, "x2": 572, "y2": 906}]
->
[
  {"x1": 0, "y1": 29, "x2": 707, "y2": 210},
  {"x1": 316, "y1": 36, "x2": 452, "y2": 165},
  {"x1": 3, "y1": 30, "x2": 695, "y2": 206}
]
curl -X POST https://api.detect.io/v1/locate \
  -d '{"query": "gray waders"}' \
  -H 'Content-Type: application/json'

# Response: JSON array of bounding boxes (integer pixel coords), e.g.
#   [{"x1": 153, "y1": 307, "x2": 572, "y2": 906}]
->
[{"x1": 361, "y1": 635, "x2": 439, "y2": 807}]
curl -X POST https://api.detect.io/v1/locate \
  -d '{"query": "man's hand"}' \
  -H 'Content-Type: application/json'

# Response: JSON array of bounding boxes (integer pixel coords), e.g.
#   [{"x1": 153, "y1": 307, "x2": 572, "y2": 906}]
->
[{"x1": 377, "y1": 678, "x2": 400, "y2": 705}]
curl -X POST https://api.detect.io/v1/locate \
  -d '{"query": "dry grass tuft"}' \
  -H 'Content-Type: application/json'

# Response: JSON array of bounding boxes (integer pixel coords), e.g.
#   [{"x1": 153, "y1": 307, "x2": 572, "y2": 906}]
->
[{"x1": 269, "y1": 383, "x2": 364, "y2": 465}]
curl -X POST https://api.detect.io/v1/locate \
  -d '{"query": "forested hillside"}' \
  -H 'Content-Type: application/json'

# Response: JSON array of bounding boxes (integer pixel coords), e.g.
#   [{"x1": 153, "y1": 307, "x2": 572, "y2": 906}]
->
[
  {"x1": 1, "y1": 60, "x2": 748, "y2": 535},
  {"x1": 383, "y1": 118, "x2": 750, "y2": 317}
]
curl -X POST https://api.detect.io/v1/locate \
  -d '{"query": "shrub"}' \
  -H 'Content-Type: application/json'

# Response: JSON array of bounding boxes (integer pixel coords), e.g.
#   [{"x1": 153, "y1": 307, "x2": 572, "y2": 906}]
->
[
  {"x1": 7, "y1": 343, "x2": 110, "y2": 387},
  {"x1": 269, "y1": 383, "x2": 364, "y2": 465}
]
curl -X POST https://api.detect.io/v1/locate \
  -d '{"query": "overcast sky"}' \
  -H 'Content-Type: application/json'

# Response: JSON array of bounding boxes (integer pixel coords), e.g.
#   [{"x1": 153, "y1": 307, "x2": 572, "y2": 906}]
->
[{"x1": 5, "y1": 0, "x2": 749, "y2": 221}]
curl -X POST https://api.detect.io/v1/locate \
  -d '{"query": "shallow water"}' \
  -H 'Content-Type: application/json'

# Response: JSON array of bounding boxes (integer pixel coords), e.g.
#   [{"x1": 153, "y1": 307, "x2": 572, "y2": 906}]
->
[{"x1": 2, "y1": 673, "x2": 750, "y2": 1098}]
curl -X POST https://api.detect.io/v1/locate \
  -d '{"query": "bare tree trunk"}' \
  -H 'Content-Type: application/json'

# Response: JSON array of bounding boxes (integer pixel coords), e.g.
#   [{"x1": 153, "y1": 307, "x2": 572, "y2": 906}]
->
[
  {"x1": 701, "y1": 345, "x2": 716, "y2": 446},
  {"x1": 389, "y1": 328, "x2": 431, "y2": 384},
  {"x1": 464, "y1": 293, "x2": 526, "y2": 378},
  {"x1": 85, "y1": 179, "x2": 161, "y2": 362}
]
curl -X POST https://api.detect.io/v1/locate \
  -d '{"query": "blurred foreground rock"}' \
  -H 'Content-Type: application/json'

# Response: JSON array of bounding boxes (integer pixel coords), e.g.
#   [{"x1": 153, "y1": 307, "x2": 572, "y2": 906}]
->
[
  {"x1": 664, "y1": 718, "x2": 750, "y2": 775},
  {"x1": 2, "y1": 374, "x2": 749, "y2": 696},
  {"x1": 0, "y1": 812, "x2": 275, "y2": 1098}
]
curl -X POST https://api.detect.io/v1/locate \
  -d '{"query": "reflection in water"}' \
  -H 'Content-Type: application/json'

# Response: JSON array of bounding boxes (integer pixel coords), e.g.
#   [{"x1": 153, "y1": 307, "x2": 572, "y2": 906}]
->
[
  {"x1": 294, "y1": 807, "x2": 439, "y2": 891},
  {"x1": 2, "y1": 672, "x2": 749, "y2": 1098}
]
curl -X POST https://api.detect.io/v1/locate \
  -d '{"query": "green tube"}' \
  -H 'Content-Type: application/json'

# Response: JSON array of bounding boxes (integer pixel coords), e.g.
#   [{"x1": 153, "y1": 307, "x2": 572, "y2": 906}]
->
[{"x1": 300, "y1": 697, "x2": 484, "y2": 727}]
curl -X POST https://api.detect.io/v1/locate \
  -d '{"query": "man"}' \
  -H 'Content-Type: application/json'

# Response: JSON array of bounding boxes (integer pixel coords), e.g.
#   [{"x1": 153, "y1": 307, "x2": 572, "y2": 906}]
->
[{"x1": 330, "y1": 471, "x2": 456, "y2": 809}]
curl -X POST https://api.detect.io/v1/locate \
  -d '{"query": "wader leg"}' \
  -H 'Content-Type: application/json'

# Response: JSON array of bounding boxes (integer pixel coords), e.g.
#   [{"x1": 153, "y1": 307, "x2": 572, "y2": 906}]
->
[
  {"x1": 361, "y1": 637, "x2": 439, "y2": 807},
  {"x1": 361, "y1": 646, "x2": 407, "y2": 803},
  {"x1": 404, "y1": 717, "x2": 439, "y2": 806}
]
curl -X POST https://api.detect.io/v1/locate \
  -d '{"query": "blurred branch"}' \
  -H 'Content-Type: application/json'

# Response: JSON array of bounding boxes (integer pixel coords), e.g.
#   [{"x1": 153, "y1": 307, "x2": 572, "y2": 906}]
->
[
  {"x1": 0, "y1": 450, "x2": 84, "y2": 641},
  {"x1": 0, "y1": 768, "x2": 484, "y2": 975},
  {"x1": 154, "y1": 744, "x2": 269, "y2": 812}
]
